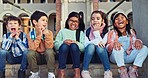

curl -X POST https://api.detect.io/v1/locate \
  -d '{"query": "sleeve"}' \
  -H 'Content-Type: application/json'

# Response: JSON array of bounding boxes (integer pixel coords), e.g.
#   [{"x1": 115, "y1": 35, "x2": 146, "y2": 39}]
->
[
  {"x1": 106, "y1": 31, "x2": 115, "y2": 53},
  {"x1": 44, "y1": 30, "x2": 54, "y2": 49},
  {"x1": 27, "y1": 33, "x2": 42, "y2": 51},
  {"x1": 77, "y1": 31, "x2": 85, "y2": 52},
  {"x1": 2, "y1": 34, "x2": 13, "y2": 50},
  {"x1": 16, "y1": 33, "x2": 28, "y2": 51},
  {"x1": 84, "y1": 30, "x2": 103, "y2": 47},
  {"x1": 54, "y1": 30, "x2": 63, "y2": 51}
]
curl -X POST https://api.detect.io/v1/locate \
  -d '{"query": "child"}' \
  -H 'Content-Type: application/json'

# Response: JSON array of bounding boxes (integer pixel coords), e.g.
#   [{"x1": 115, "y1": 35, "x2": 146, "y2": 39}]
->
[
  {"x1": 0, "y1": 16, "x2": 28, "y2": 78},
  {"x1": 27, "y1": 10, "x2": 55, "y2": 78},
  {"x1": 107, "y1": 12, "x2": 148, "y2": 78},
  {"x1": 81, "y1": 10, "x2": 113, "y2": 78},
  {"x1": 54, "y1": 11, "x2": 85, "y2": 78}
]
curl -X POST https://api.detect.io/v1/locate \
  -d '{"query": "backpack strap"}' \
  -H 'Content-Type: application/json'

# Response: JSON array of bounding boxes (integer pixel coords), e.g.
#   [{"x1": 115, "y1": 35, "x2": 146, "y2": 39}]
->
[
  {"x1": 76, "y1": 29, "x2": 81, "y2": 42},
  {"x1": 86, "y1": 27, "x2": 91, "y2": 41}
]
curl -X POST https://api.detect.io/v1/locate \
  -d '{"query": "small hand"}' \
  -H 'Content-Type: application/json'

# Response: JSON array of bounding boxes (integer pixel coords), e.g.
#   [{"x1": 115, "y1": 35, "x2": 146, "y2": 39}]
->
[
  {"x1": 134, "y1": 40, "x2": 143, "y2": 50},
  {"x1": 98, "y1": 41, "x2": 105, "y2": 48},
  {"x1": 64, "y1": 39, "x2": 73, "y2": 45},
  {"x1": 113, "y1": 41, "x2": 122, "y2": 51}
]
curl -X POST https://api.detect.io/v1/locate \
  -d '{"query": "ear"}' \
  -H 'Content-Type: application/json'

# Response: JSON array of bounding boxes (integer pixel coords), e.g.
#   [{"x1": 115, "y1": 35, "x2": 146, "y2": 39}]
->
[{"x1": 33, "y1": 20, "x2": 37, "y2": 26}]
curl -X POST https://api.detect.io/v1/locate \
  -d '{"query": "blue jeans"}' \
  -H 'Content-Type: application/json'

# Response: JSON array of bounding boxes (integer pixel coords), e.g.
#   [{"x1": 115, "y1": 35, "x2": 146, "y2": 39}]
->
[
  {"x1": 58, "y1": 43, "x2": 80, "y2": 69},
  {"x1": 0, "y1": 49, "x2": 28, "y2": 71},
  {"x1": 83, "y1": 44, "x2": 110, "y2": 71}
]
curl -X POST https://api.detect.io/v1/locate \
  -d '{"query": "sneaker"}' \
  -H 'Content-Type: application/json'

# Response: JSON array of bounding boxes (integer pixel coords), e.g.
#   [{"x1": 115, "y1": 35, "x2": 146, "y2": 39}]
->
[
  {"x1": 48, "y1": 72, "x2": 55, "y2": 78},
  {"x1": 118, "y1": 68, "x2": 129, "y2": 78},
  {"x1": 104, "y1": 70, "x2": 113, "y2": 78},
  {"x1": 81, "y1": 70, "x2": 92, "y2": 78},
  {"x1": 128, "y1": 66, "x2": 138, "y2": 78},
  {"x1": 29, "y1": 71, "x2": 40, "y2": 78}
]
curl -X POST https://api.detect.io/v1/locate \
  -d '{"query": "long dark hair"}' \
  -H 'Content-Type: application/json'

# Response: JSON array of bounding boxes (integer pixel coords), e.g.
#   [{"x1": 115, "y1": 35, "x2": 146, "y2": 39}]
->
[
  {"x1": 90, "y1": 10, "x2": 108, "y2": 36},
  {"x1": 65, "y1": 11, "x2": 85, "y2": 31},
  {"x1": 112, "y1": 13, "x2": 132, "y2": 37},
  {"x1": 79, "y1": 11, "x2": 85, "y2": 32}
]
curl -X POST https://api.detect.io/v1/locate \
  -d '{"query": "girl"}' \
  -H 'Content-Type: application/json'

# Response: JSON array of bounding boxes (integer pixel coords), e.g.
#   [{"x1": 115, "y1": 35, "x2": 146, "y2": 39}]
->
[
  {"x1": 107, "y1": 12, "x2": 148, "y2": 78},
  {"x1": 81, "y1": 10, "x2": 113, "y2": 78},
  {"x1": 54, "y1": 11, "x2": 85, "y2": 78}
]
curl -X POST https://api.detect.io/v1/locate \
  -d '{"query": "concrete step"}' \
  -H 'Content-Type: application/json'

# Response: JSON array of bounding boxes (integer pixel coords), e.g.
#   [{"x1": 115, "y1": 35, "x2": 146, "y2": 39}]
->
[{"x1": 5, "y1": 62, "x2": 148, "y2": 78}]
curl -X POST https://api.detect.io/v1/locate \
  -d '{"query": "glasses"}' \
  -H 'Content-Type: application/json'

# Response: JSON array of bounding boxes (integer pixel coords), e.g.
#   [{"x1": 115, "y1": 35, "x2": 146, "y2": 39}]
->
[{"x1": 68, "y1": 20, "x2": 79, "y2": 24}]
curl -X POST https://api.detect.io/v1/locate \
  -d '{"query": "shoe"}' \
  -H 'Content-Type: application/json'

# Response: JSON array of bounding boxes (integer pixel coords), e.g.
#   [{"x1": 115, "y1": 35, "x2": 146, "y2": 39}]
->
[
  {"x1": 128, "y1": 66, "x2": 138, "y2": 78},
  {"x1": 18, "y1": 70, "x2": 26, "y2": 78},
  {"x1": 58, "y1": 69, "x2": 65, "y2": 78},
  {"x1": 29, "y1": 71, "x2": 40, "y2": 78},
  {"x1": 104, "y1": 70, "x2": 113, "y2": 78},
  {"x1": 81, "y1": 70, "x2": 91, "y2": 78},
  {"x1": 74, "y1": 68, "x2": 81, "y2": 78},
  {"x1": 48, "y1": 72, "x2": 55, "y2": 78},
  {"x1": 118, "y1": 68, "x2": 129, "y2": 78}
]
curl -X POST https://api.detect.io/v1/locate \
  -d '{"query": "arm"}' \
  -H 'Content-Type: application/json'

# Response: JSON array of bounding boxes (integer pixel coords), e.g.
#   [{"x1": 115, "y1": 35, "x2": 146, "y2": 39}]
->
[
  {"x1": 54, "y1": 30, "x2": 64, "y2": 51},
  {"x1": 27, "y1": 33, "x2": 42, "y2": 51},
  {"x1": 2, "y1": 34, "x2": 13, "y2": 50},
  {"x1": 77, "y1": 31, "x2": 85, "y2": 52},
  {"x1": 16, "y1": 32, "x2": 28, "y2": 51},
  {"x1": 44, "y1": 30, "x2": 54, "y2": 49}
]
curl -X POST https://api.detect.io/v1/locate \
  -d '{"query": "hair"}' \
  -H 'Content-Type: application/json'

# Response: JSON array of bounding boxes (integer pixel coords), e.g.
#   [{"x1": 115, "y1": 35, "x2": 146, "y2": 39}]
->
[
  {"x1": 30, "y1": 10, "x2": 48, "y2": 27},
  {"x1": 90, "y1": 10, "x2": 108, "y2": 36},
  {"x1": 79, "y1": 11, "x2": 85, "y2": 32},
  {"x1": 65, "y1": 11, "x2": 85, "y2": 31},
  {"x1": 5, "y1": 16, "x2": 21, "y2": 25},
  {"x1": 112, "y1": 13, "x2": 132, "y2": 37}
]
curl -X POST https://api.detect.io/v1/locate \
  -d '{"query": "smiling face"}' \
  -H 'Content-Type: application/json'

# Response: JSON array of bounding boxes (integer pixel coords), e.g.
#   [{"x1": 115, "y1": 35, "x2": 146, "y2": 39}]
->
[
  {"x1": 114, "y1": 14, "x2": 128, "y2": 29},
  {"x1": 33, "y1": 16, "x2": 48, "y2": 32},
  {"x1": 7, "y1": 20, "x2": 21, "y2": 33},
  {"x1": 68, "y1": 17, "x2": 79, "y2": 30},
  {"x1": 91, "y1": 13, "x2": 104, "y2": 27}
]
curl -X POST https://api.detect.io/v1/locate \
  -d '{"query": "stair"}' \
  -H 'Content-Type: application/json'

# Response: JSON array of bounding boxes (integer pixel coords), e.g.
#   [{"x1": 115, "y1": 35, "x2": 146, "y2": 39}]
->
[{"x1": 5, "y1": 58, "x2": 148, "y2": 78}]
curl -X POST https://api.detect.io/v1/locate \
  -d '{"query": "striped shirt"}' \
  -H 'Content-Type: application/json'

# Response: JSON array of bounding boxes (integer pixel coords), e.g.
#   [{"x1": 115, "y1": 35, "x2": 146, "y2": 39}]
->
[{"x1": 2, "y1": 32, "x2": 28, "y2": 57}]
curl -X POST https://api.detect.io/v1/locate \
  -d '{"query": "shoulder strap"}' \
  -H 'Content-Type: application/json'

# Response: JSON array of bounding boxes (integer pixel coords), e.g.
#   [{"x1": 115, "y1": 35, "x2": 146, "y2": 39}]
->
[
  {"x1": 19, "y1": 32, "x2": 23, "y2": 41},
  {"x1": 86, "y1": 27, "x2": 91, "y2": 40},
  {"x1": 76, "y1": 29, "x2": 81, "y2": 42}
]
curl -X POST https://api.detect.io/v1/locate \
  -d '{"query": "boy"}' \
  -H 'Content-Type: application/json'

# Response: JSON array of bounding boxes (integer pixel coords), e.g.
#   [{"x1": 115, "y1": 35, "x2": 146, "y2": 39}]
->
[
  {"x1": 27, "y1": 10, "x2": 55, "y2": 78},
  {"x1": 0, "y1": 16, "x2": 28, "y2": 78}
]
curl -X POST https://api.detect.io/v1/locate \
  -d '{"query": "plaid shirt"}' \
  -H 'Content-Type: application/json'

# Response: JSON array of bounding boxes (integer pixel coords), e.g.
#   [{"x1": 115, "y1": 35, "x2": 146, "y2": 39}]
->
[{"x1": 2, "y1": 32, "x2": 28, "y2": 57}]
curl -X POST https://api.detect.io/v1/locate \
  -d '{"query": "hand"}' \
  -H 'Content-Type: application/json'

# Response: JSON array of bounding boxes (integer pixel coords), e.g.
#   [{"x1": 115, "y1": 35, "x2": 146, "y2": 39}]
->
[
  {"x1": 113, "y1": 41, "x2": 122, "y2": 51},
  {"x1": 98, "y1": 41, "x2": 105, "y2": 48},
  {"x1": 64, "y1": 39, "x2": 73, "y2": 45},
  {"x1": 43, "y1": 29, "x2": 49, "y2": 35},
  {"x1": 134, "y1": 40, "x2": 143, "y2": 50},
  {"x1": 15, "y1": 30, "x2": 22, "y2": 39}
]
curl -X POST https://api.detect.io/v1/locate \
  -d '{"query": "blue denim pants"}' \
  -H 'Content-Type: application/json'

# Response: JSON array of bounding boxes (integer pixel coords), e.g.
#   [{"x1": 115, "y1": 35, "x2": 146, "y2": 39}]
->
[
  {"x1": 0, "y1": 49, "x2": 28, "y2": 71},
  {"x1": 58, "y1": 43, "x2": 80, "y2": 69},
  {"x1": 82, "y1": 44, "x2": 110, "y2": 71}
]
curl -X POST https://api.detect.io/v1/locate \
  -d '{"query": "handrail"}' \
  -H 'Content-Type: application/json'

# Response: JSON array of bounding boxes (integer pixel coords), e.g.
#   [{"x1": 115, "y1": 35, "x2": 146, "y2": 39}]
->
[{"x1": 107, "y1": 0, "x2": 125, "y2": 15}]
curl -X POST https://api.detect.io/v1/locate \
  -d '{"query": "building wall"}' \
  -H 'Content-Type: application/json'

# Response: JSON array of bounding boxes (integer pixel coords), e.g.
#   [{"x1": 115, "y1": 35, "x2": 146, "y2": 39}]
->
[{"x1": 133, "y1": 0, "x2": 148, "y2": 46}]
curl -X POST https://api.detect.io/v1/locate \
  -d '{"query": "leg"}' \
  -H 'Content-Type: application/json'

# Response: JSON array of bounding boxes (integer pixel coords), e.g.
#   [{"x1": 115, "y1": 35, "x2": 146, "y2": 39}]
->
[
  {"x1": 44, "y1": 48, "x2": 55, "y2": 72},
  {"x1": 96, "y1": 46, "x2": 110, "y2": 71},
  {"x1": 70, "y1": 43, "x2": 81, "y2": 78},
  {"x1": 58, "y1": 43, "x2": 69, "y2": 78},
  {"x1": 0, "y1": 49, "x2": 7, "y2": 78},
  {"x1": 27, "y1": 50, "x2": 39, "y2": 72},
  {"x1": 58, "y1": 43, "x2": 69, "y2": 69},
  {"x1": 82, "y1": 44, "x2": 95, "y2": 70}
]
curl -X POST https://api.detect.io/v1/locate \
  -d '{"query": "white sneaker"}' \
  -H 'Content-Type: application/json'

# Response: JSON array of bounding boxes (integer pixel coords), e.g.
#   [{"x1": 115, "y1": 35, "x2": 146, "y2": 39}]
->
[
  {"x1": 81, "y1": 70, "x2": 92, "y2": 78},
  {"x1": 29, "y1": 71, "x2": 40, "y2": 78},
  {"x1": 48, "y1": 72, "x2": 55, "y2": 78},
  {"x1": 104, "y1": 70, "x2": 113, "y2": 78}
]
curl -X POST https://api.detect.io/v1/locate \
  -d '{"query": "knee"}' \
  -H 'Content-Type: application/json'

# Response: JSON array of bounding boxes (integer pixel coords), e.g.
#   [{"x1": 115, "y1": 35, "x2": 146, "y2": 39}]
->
[
  {"x1": 59, "y1": 43, "x2": 69, "y2": 50},
  {"x1": 27, "y1": 50, "x2": 36, "y2": 58},
  {"x1": 96, "y1": 47, "x2": 106, "y2": 54},
  {"x1": 112, "y1": 47, "x2": 124, "y2": 54},
  {"x1": 85, "y1": 44, "x2": 95, "y2": 54},
  {"x1": 0, "y1": 49, "x2": 7, "y2": 56},
  {"x1": 45, "y1": 49, "x2": 55, "y2": 56},
  {"x1": 70, "y1": 43, "x2": 79, "y2": 50}
]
